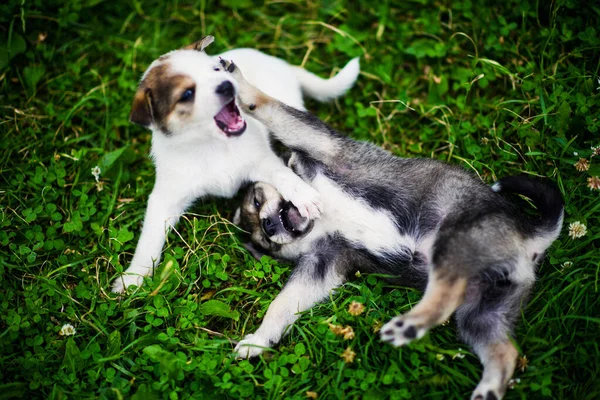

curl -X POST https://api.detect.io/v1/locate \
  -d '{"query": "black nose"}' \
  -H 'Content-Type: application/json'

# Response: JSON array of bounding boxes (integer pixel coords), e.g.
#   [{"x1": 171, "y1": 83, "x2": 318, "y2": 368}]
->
[
  {"x1": 215, "y1": 81, "x2": 234, "y2": 98},
  {"x1": 261, "y1": 217, "x2": 276, "y2": 236}
]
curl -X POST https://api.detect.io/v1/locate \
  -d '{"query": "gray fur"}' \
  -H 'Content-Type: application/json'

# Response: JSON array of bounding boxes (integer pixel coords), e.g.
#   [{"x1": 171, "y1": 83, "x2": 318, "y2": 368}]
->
[{"x1": 226, "y1": 59, "x2": 563, "y2": 400}]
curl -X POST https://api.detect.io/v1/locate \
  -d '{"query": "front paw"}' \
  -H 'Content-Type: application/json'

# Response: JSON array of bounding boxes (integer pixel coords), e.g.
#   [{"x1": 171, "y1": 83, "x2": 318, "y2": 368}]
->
[
  {"x1": 234, "y1": 334, "x2": 272, "y2": 359},
  {"x1": 220, "y1": 58, "x2": 263, "y2": 113},
  {"x1": 111, "y1": 274, "x2": 144, "y2": 294},
  {"x1": 286, "y1": 185, "x2": 322, "y2": 220},
  {"x1": 219, "y1": 58, "x2": 237, "y2": 74}
]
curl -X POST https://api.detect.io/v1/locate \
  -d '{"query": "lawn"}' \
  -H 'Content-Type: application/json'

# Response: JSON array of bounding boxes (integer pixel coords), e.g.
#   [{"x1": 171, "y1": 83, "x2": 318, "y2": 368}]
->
[{"x1": 1, "y1": 0, "x2": 599, "y2": 399}]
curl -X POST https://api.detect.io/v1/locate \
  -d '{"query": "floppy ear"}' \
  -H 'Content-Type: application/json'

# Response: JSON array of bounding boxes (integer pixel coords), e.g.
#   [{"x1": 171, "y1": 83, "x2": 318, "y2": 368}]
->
[
  {"x1": 183, "y1": 35, "x2": 215, "y2": 52},
  {"x1": 232, "y1": 207, "x2": 242, "y2": 225},
  {"x1": 130, "y1": 88, "x2": 154, "y2": 127}
]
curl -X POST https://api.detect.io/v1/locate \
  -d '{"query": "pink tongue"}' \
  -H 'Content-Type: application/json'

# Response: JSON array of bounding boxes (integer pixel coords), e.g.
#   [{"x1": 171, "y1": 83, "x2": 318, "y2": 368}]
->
[
  {"x1": 287, "y1": 207, "x2": 306, "y2": 226},
  {"x1": 216, "y1": 105, "x2": 244, "y2": 130}
]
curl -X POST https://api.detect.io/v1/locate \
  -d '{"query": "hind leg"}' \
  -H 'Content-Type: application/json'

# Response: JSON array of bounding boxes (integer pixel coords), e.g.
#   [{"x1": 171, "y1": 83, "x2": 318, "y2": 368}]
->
[
  {"x1": 380, "y1": 268, "x2": 468, "y2": 346},
  {"x1": 469, "y1": 341, "x2": 518, "y2": 400},
  {"x1": 455, "y1": 277, "x2": 532, "y2": 400}
]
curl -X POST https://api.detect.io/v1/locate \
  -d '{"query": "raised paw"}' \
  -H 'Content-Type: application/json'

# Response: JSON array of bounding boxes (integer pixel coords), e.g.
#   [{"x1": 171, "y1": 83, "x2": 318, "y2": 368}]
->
[
  {"x1": 288, "y1": 185, "x2": 322, "y2": 220},
  {"x1": 111, "y1": 274, "x2": 144, "y2": 294},
  {"x1": 234, "y1": 334, "x2": 271, "y2": 359},
  {"x1": 219, "y1": 58, "x2": 237, "y2": 73},
  {"x1": 380, "y1": 315, "x2": 428, "y2": 347},
  {"x1": 219, "y1": 58, "x2": 265, "y2": 113}
]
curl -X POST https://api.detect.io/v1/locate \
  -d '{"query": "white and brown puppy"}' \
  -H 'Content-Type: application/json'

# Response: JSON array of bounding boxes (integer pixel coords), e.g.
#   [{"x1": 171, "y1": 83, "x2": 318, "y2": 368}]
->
[{"x1": 111, "y1": 36, "x2": 360, "y2": 292}]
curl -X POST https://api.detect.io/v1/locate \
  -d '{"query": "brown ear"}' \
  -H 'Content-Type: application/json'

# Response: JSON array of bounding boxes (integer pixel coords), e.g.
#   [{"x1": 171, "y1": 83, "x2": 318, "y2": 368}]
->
[
  {"x1": 130, "y1": 88, "x2": 154, "y2": 127},
  {"x1": 183, "y1": 35, "x2": 214, "y2": 52}
]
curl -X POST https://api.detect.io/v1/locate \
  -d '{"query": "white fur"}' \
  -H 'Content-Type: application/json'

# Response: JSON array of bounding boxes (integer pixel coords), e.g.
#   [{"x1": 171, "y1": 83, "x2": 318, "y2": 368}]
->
[
  {"x1": 112, "y1": 48, "x2": 359, "y2": 293},
  {"x1": 526, "y1": 210, "x2": 564, "y2": 258},
  {"x1": 235, "y1": 258, "x2": 344, "y2": 358},
  {"x1": 291, "y1": 57, "x2": 360, "y2": 102},
  {"x1": 279, "y1": 173, "x2": 416, "y2": 259}
]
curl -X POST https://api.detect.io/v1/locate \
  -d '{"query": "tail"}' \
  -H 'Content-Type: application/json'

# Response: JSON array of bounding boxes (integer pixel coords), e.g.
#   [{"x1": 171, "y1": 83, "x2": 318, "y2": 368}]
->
[
  {"x1": 292, "y1": 57, "x2": 360, "y2": 102},
  {"x1": 492, "y1": 175, "x2": 564, "y2": 237}
]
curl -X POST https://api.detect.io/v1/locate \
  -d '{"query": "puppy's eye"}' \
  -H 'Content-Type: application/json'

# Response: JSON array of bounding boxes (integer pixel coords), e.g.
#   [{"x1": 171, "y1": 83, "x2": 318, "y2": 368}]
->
[
  {"x1": 254, "y1": 198, "x2": 261, "y2": 208},
  {"x1": 180, "y1": 88, "x2": 194, "y2": 102}
]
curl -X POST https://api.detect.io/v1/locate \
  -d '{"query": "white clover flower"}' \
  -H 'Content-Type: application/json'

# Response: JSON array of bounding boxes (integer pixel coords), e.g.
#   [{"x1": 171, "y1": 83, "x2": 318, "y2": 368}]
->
[
  {"x1": 561, "y1": 261, "x2": 573, "y2": 272},
  {"x1": 91, "y1": 165, "x2": 101, "y2": 183},
  {"x1": 568, "y1": 221, "x2": 587, "y2": 239},
  {"x1": 574, "y1": 158, "x2": 589, "y2": 172},
  {"x1": 59, "y1": 323, "x2": 76, "y2": 336},
  {"x1": 588, "y1": 176, "x2": 600, "y2": 191},
  {"x1": 508, "y1": 378, "x2": 521, "y2": 389}
]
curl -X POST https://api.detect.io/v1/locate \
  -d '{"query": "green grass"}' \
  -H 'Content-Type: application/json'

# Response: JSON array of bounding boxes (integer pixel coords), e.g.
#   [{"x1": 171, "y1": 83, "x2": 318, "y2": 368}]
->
[{"x1": 1, "y1": 0, "x2": 599, "y2": 399}]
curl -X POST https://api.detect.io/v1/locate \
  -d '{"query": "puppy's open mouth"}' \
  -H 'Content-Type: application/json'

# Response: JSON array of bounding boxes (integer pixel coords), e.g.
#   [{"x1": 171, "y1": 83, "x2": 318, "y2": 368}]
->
[
  {"x1": 214, "y1": 99, "x2": 246, "y2": 137},
  {"x1": 279, "y1": 202, "x2": 304, "y2": 233}
]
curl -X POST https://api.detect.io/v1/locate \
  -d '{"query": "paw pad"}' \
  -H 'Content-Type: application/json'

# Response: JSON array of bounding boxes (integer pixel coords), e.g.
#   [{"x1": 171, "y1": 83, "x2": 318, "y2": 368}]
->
[{"x1": 380, "y1": 315, "x2": 427, "y2": 347}]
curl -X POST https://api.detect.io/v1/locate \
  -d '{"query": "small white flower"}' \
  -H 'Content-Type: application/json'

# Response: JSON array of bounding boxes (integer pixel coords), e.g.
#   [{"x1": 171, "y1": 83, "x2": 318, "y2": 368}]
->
[
  {"x1": 588, "y1": 176, "x2": 600, "y2": 190},
  {"x1": 561, "y1": 261, "x2": 573, "y2": 271},
  {"x1": 574, "y1": 158, "x2": 590, "y2": 172},
  {"x1": 91, "y1": 165, "x2": 101, "y2": 183},
  {"x1": 59, "y1": 323, "x2": 76, "y2": 336},
  {"x1": 573, "y1": 152, "x2": 578, "y2": 156},
  {"x1": 568, "y1": 221, "x2": 587, "y2": 239},
  {"x1": 508, "y1": 378, "x2": 521, "y2": 389}
]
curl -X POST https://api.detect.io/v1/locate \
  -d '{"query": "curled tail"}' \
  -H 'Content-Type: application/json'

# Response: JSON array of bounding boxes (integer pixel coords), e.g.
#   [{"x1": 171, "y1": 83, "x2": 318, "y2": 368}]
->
[
  {"x1": 492, "y1": 175, "x2": 564, "y2": 242},
  {"x1": 292, "y1": 57, "x2": 360, "y2": 102}
]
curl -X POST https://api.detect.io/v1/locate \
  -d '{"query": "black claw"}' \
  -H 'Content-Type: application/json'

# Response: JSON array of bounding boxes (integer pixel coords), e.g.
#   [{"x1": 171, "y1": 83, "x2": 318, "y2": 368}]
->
[
  {"x1": 227, "y1": 61, "x2": 235, "y2": 72},
  {"x1": 403, "y1": 326, "x2": 417, "y2": 339},
  {"x1": 473, "y1": 396, "x2": 484, "y2": 400},
  {"x1": 395, "y1": 320, "x2": 404, "y2": 328},
  {"x1": 219, "y1": 58, "x2": 226, "y2": 67},
  {"x1": 382, "y1": 329, "x2": 393, "y2": 336}
]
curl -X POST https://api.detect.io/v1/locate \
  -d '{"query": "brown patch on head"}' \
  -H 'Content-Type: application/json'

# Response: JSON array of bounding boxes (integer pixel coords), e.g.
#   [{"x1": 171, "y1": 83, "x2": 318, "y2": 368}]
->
[
  {"x1": 238, "y1": 185, "x2": 264, "y2": 233},
  {"x1": 130, "y1": 63, "x2": 196, "y2": 135},
  {"x1": 237, "y1": 183, "x2": 286, "y2": 252}
]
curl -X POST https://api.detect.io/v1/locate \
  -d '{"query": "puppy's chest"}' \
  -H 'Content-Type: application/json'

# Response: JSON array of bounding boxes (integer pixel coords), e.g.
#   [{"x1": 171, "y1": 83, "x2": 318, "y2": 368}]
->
[
  {"x1": 153, "y1": 140, "x2": 263, "y2": 197},
  {"x1": 309, "y1": 174, "x2": 417, "y2": 255}
]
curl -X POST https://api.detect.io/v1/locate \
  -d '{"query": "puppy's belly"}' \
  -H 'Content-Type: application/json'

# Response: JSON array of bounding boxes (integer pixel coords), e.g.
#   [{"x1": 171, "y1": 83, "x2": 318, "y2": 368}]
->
[{"x1": 312, "y1": 174, "x2": 415, "y2": 256}]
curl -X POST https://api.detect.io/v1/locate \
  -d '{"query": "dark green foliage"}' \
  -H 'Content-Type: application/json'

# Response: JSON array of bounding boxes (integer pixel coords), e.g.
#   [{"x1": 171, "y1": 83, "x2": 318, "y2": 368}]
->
[{"x1": 0, "y1": 0, "x2": 598, "y2": 399}]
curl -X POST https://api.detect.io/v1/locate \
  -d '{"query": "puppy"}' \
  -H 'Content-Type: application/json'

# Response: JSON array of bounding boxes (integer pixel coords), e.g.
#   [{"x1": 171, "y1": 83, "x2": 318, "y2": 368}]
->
[
  {"x1": 224, "y1": 59, "x2": 564, "y2": 400},
  {"x1": 111, "y1": 36, "x2": 360, "y2": 292}
]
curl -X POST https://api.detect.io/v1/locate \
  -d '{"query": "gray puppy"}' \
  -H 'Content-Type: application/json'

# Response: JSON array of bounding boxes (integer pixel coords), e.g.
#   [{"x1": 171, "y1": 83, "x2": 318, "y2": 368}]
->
[{"x1": 224, "y1": 59, "x2": 563, "y2": 400}]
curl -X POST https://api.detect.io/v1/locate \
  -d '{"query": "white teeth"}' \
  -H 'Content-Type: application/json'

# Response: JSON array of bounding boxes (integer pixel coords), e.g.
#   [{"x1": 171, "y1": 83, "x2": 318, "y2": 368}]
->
[{"x1": 278, "y1": 208, "x2": 296, "y2": 232}]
